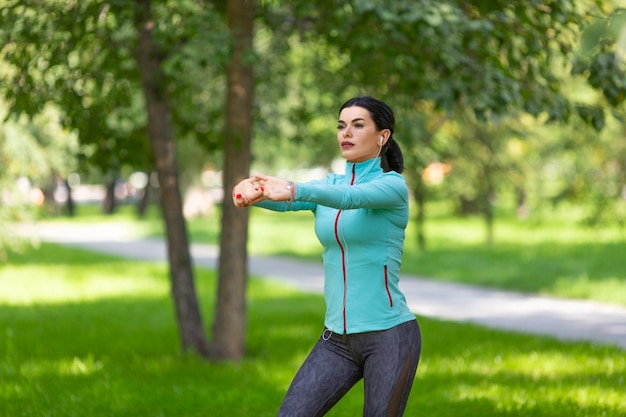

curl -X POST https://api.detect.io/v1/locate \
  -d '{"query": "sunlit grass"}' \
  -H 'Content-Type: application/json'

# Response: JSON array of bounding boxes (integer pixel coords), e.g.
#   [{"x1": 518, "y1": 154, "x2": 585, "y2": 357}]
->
[
  {"x1": 1, "y1": 264, "x2": 167, "y2": 305},
  {"x1": 1, "y1": 242, "x2": 625, "y2": 416},
  {"x1": 400, "y1": 214, "x2": 626, "y2": 306},
  {"x1": 17, "y1": 355, "x2": 105, "y2": 378},
  {"x1": 1, "y1": 244, "x2": 167, "y2": 305}
]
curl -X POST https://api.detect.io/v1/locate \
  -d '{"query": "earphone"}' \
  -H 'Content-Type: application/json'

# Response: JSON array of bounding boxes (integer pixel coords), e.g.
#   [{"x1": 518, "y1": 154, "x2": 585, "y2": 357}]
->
[{"x1": 374, "y1": 136, "x2": 384, "y2": 160}]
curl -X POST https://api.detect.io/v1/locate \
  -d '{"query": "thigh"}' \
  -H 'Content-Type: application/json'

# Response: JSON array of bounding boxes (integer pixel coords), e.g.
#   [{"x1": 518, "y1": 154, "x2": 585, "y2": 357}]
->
[
  {"x1": 277, "y1": 335, "x2": 363, "y2": 417},
  {"x1": 361, "y1": 320, "x2": 422, "y2": 417}
]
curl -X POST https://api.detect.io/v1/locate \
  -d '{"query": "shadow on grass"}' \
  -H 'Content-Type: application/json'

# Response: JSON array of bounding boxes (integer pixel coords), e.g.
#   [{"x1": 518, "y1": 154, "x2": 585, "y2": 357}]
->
[{"x1": 0, "y1": 295, "x2": 292, "y2": 417}]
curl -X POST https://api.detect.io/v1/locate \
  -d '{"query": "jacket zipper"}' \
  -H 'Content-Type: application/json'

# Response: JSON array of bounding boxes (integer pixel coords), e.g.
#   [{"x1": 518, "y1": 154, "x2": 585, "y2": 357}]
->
[
  {"x1": 335, "y1": 164, "x2": 356, "y2": 334},
  {"x1": 384, "y1": 265, "x2": 393, "y2": 307}
]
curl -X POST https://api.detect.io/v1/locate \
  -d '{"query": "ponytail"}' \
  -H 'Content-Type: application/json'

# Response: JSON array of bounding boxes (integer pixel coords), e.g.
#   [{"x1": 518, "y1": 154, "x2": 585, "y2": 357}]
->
[{"x1": 381, "y1": 138, "x2": 404, "y2": 174}]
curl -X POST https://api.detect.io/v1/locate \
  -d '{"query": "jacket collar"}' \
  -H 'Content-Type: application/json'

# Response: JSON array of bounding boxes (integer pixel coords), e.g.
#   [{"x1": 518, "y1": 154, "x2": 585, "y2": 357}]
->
[{"x1": 345, "y1": 157, "x2": 383, "y2": 183}]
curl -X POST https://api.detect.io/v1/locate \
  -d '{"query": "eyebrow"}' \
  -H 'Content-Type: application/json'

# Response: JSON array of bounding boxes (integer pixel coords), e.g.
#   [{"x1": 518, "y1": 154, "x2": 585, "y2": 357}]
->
[{"x1": 338, "y1": 117, "x2": 365, "y2": 124}]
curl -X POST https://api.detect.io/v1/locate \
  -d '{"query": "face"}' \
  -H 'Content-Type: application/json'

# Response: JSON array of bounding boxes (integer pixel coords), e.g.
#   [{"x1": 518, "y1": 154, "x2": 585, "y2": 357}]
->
[{"x1": 337, "y1": 106, "x2": 388, "y2": 163}]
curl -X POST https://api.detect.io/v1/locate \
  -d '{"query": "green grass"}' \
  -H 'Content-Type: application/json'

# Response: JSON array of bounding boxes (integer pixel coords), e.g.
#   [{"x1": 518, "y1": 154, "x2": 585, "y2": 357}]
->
[
  {"x1": 1, "y1": 243, "x2": 625, "y2": 416},
  {"x1": 401, "y1": 215, "x2": 626, "y2": 306}
]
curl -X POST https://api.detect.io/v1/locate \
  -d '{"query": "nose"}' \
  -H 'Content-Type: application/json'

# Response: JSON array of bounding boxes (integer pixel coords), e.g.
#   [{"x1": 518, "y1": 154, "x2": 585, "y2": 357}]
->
[{"x1": 342, "y1": 125, "x2": 352, "y2": 138}]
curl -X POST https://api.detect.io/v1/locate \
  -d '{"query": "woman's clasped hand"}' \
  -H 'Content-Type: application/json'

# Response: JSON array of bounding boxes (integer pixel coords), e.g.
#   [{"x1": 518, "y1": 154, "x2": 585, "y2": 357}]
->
[{"x1": 232, "y1": 174, "x2": 293, "y2": 208}]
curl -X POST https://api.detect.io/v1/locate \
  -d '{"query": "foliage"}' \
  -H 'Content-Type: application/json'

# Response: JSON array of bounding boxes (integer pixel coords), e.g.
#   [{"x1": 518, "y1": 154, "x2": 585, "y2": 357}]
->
[
  {"x1": 1, "y1": 0, "x2": 143, "y2": 172},
  {"x1": 264, "y1": 1, "x2": 590, "y2": 119},
  {"x1": 3, "y1": 0, "x2": 624, "y2": 226},
  {"x1": 0, "y1": 102, "x2": 81, "y2": 257},
  {"x1": 0, "y1": 0, "x2": 228, "y2": 179},
  {"x1": 429, "y1": 111, "x2": 527, "y2": 244},
  {"x1": 525, "y1": 112, "x2": 626, "y2": 226},
  {"x1": 251, "y1": 27, "x2": 343, "y2": 170},
  {"x1": 573, "y1": 6, "x2": 626, "y2": 127},
  {"x1": 1, "y1": 242, "x2": 624, "y2": 416}
]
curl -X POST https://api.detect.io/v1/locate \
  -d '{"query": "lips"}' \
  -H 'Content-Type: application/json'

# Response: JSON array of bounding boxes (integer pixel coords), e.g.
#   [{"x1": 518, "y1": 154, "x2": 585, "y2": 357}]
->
[{"x1": 341, "y1": 141, "x2": 354, "y2": 149}]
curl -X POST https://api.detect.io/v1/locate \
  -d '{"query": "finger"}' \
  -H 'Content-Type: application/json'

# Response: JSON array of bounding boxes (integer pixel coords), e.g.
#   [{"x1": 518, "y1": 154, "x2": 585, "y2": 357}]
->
[
  {"x1": 232, "y1": 187, "x2": 246, "y2": 207},
  {"x1": 245, "y1": 189, "x2": 264, "y2": 205},
  {"x1": 250, "y1": 173, "x2": 268, "y2": 182}
]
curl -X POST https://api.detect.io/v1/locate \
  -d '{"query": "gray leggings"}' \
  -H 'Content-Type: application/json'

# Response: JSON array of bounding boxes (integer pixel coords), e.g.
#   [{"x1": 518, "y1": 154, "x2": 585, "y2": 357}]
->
[{"x1": 277, "y1": 319, "x2": 421, "y2": 417}]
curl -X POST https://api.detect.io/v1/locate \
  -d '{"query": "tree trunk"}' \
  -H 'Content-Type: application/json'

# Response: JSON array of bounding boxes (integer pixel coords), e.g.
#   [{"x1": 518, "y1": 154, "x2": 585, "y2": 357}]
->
[
  {"x1": 136, "y1": 174, "x2": 151, "y2": 218},
  {"x1": 482, "y1": 170, "x2": 495, "y2": 246},
  {"x1": 483, "y1": 191, "x2": 495, "y2": 245},
  {"x1": 134, "y1": 0, "x2": 209, "y2": 357},
  {"x1": 516, "y1": 186, "x2": 528, "y2": 219},
  {"x1": 103, "y1": 175, "x2": 116, "y2": 215},
  {"x1": 64, "y1": 177, "x2": 75, "y2": 217},
  {"x1": 212, "y1": 0, "x2": 255, "y2": 361}
]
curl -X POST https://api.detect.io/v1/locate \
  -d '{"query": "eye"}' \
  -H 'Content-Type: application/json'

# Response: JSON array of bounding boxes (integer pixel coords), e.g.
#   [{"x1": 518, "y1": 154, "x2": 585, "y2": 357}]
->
[
  {"x1": 337, "y1": 124, "x2": 345, "y2": 130},
  {"x1": 354, "y1": 123, "x2": 364, "y2": 128}
]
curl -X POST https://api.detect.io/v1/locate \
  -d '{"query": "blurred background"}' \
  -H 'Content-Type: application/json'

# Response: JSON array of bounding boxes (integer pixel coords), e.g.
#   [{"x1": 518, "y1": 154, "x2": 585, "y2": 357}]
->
[
  {"x1": 1, "y1": 0, "x2": 625, "y2": 357},
  {"x1": 1, "y1": 0, "x2": 624, "y2": 232}
]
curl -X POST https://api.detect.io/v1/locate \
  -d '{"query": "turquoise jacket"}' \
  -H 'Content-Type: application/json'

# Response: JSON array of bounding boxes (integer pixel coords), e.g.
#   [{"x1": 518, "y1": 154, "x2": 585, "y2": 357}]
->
[{"x1": 255, "y1": 157, "x2": 416, "y2": 334}]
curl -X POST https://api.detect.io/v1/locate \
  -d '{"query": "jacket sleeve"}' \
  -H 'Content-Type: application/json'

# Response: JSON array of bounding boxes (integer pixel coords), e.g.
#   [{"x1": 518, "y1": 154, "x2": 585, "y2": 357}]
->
[
  {"x1": 295, "y1": 172, "x2": 408, "y2": 210},
  {"x1": 254, "y1": 200, "x2": 316, "y2": 212}
]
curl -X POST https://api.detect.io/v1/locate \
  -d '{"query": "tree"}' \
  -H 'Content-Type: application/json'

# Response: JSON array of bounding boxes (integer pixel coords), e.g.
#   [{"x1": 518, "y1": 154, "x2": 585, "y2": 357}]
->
[
  {"x1": 0, "y1": 102, "x2": 80, "y2": 257},
  {"x1": 440, "y1": 111, "x2": 530, "y2": 244},
  {"x1": 0, "y1": 0, "x2": 228, "y2": 357},
  {"x1": 573, "y1": 6, "x2": 626, "y2": 129},
  {"x1": 133, "y1": 0, "x2": 211, "y2": 355},
  {"x1": 213, "y1": 0, "x2": 255, "y2": 360},
  {"x1": 396, "y1": 102, "x2": 448, "y2": 251}
]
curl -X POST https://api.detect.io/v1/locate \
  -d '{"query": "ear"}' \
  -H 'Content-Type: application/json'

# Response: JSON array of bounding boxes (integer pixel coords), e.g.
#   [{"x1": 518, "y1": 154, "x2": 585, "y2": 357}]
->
[{"x1": 379, "y1": 130, "x2": 391, "y2": 146}]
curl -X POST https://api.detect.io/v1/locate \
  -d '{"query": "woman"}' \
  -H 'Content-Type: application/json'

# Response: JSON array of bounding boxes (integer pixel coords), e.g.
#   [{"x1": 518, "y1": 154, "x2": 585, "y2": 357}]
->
[{"x1": 232, "y1": 96, "x2": 421, "y2": 417}]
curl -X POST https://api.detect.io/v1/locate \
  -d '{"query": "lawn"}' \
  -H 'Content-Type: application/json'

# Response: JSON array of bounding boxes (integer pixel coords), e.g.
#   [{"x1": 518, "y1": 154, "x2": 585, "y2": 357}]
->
[{"x1": 1, "y1": 241, "x2": 625, "y2": 416}]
